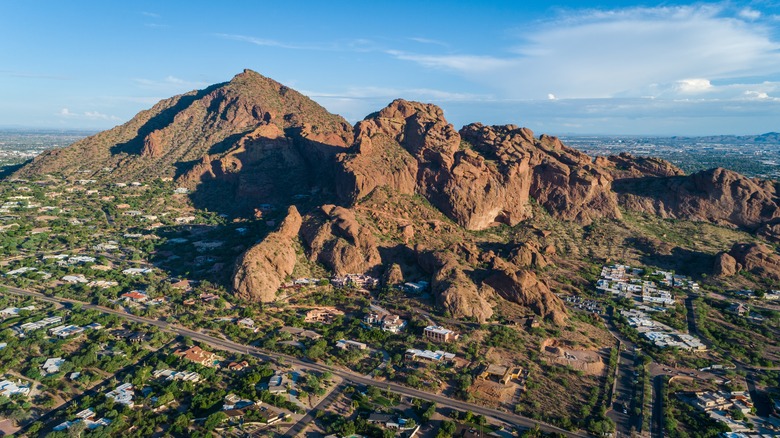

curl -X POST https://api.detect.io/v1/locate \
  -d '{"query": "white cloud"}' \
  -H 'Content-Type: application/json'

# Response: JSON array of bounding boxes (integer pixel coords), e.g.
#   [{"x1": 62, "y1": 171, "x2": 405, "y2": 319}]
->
[
  {"x1": 739, "y1": 8, "x2": 761, "y2": 20},
  {"x1": 548, "y1": 93, "x2": 556, "y2": 100},
  {"x1": 57, "y1": 108, "x2": 120, "y2": 121},
  {"x1": 84, "y1": 111, "x2": 120, "y2": 121},
  {"x1": 676, "y1": 79, "x2": 713, "y2": 94},
  {"x1": 407, "y1": 37, "x2": 449, "y2": 47},
  {"x1": 388, "y1": 5, "x2": 780, "y2": 101}
]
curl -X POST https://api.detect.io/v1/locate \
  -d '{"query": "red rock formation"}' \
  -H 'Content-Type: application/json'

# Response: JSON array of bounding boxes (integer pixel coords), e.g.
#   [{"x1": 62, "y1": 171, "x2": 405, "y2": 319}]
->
[
  {"x1": 417, "y1": 249, "x2": 494, "y2": 323},
  {"x1": 232, "y1": 206, "x2": 302, "y2": 302},
  {"x1": 483, "y1": 258, "x2": 567, "y2": 324},
  {"x1": 595, "y1": 152, "x2": 684, "y2": 179},
  {"x1": 301, "y1": 205, "x2": 382, "y2": 275},
  {"x1": 615, "y1": 168, "x2": 780, "y2": 231},
  {"x1": 715, "y1": 242, "x2": 780, "y2": 281},
  {"x1": 459, "y1": 123, "x2": 620, "y2": 224}
]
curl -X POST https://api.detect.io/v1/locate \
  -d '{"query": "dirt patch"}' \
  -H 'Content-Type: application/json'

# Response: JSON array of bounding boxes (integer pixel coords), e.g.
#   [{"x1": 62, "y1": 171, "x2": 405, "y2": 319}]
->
[
  {"x1": 541, "y1": 339, "x2": 605, "y2": 376},
  {"x1": 0, "y1": 419, "x2": 19, "y2": 436},
  {"x1": 470, "y1": 379, "x2": 518, "y2": 407}
]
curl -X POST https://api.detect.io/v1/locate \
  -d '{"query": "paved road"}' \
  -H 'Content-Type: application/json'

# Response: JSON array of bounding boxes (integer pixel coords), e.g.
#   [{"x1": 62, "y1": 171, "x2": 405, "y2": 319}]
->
[
  {"x1": 606, "y1": 307, "x2": 643, "y2": 438},
  {"x1": 1, "y1": 285, "x2": 588, "y2": 438},
  {"x1": 651, "y1": 375, "x2": 664, "y2": 438},
  {"x1": 281, "y1": 383, "x2": 344, "y2": 437}
]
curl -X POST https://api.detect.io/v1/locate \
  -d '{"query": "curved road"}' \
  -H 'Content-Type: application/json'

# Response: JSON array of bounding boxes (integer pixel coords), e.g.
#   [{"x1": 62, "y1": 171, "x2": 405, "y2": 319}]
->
[{"x1": 2, "y1": 285, "x2": 588, "y2": 438}]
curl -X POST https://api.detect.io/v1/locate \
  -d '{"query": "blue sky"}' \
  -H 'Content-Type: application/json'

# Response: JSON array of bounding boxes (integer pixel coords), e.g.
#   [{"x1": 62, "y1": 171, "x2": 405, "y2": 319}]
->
[{"x1": 2, "y1": 1, "x2": 780, "y2": 135}]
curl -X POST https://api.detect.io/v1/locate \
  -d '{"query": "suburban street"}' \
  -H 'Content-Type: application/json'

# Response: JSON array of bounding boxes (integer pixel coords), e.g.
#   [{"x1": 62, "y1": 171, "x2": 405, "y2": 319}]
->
[
  {"x1": 1, "y1": 284, "x2": 588, "y2": 437},
  {"x1": 606, "y1": 307, "x2": 644, "y2": 438}
]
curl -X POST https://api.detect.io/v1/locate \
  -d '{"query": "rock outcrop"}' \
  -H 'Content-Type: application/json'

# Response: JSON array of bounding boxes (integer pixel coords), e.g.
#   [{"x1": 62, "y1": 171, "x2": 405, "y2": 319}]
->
[
  {"x1": 459, "y1": 123, "x2": 621, "y2": 224},
  {"x1": 595, "y1": 152, "x2": 684, "y2": 179},
  {"x1": 714, "y1": 242, "x2": 780, "y2": 281},
  {"x1": 509, "y1": 241, "x2": 550, "y2": 269},
  {"x1": 615, "y1": 168, "x2": 780, "y2": 231},
  {"x1": 232, "y1": 206, "x2": 302, "y2": 302},
  {"x1": 337, "y1": 100, "x2": 534, "y2": 230},
  {"x1": 483, "y1": 258, "x2": 567, "y2": 324},
  {"x1": 301, "y1": 205, "x2": 382, "y2": 275},
  {"x1": 712, "y1": 252, "x2": 739, "y2": 277},
  {"x1": 418, "y1": 249, "x2": 494, "y2": 323}
]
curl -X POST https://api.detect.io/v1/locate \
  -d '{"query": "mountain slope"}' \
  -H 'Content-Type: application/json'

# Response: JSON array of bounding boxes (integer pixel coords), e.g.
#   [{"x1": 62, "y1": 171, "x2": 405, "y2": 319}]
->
[{"x1": 16, "y1": 69, "x2": 353, "y2": 212}]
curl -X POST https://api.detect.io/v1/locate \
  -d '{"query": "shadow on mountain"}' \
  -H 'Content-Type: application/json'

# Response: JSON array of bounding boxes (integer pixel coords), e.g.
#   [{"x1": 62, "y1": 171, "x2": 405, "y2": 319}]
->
[
  {"x1": 183, "y1": 133, "x2": 344, "y2": 218},
  {"x1": 629, "y1": 238, "x2": 714, "y2": 278},
  {"x1": 612, "y1": 175, "x2": 687, "y2": 197},
  {"x1": 207, "y1": 131, "x2": 251, "y2": 155},
  {"x1": 0, "y1": 161, "x2": 29, "y2": 180},
  {"x1": 110, "y1": 82, "x2": 225, "y2": 156},
  {"x1": 149, "y1": 218, "x2": 276, "y2": 287}
]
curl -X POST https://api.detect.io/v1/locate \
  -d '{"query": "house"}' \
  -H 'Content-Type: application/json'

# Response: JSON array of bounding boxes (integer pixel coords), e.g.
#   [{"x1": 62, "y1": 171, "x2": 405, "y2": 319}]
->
[
  {"x1": 153, "y1": 369, "x2": 202, "y2": 382},
  {"x1": 17, "y1": 316, "x2": 63, "y2": 334},
  {"x1": 121, "y1": 291, "x2": 149, "y2": 303},
  {"x1": 170, "y1": 279, "x2": 194, "y2": 291},
  {"x1": 42, "y1": 357, "x2": 65, "y2": 374},
  {"x1": 173, "y1": 346, "x2": 224, "y2": 367},
  {"x1": 336, "y1": 339, "x2": 368, "y2": 350},
  {"x1": 331, "y1": 274, "x2": 380, "y2": 289},
  {"x1": 0, "y1": 379, "x2": 31, "y2": 397},
  {"x1": 62, "y1": 274, "x2": 88, "y2": 283},
  {"x1": 237, "y1": 318, "x2": 255, "y2": 329},
  {"x1": 199, "y1": 293, "x2": 219, "y2": 302},
  {"x1": 304, "y1": 308, "x2": 344, "y2": 324},
  {"x1": 364, "y1": 312, "x2": 406, "y2": 333},
  {"x1": 403, "y1": 281, "x2": 430, "y2": 294},
  {"x1": 112, "y1": 329, "x2": 146, "y2": 343},
  {"x1": 122, "y1": 267, "x2": 153, "y2": 276},
  {"x1": 106, "y1": 383, "x2": 134, "y2": 407},
  {"x1": 527, "y1": 317, "x2": 542, "y2": 329},
  {"x1": 367, "y1": 412, "x2": 400, "y2": 429},
  {"x1": 727, "y1": 302, "x2": 749, "y2": 316},
  {"x1": 0, "y1": 305, "x2": 35, "y2": 317},
  {"x1": 405, "y1": 349, "x2": 455, "y2": 364},
  {"x1": 478, "y1": 364, "x2": 522, "y2": 385},
  {"x1": 424, "y1": 325, "x2": 460, "y2": 343},
  {"x1": 279, "y1": 326, "x2": 323, "y2": 341},
  {"x1": 266, "y1": 372, "x2": 291, "y2": 394},
  {"x1": 227, "y1": 361, "x2": 250, "y2": 371},
  {"x1": 49, "y1": 324, "x2": 86, "y2": 338}
]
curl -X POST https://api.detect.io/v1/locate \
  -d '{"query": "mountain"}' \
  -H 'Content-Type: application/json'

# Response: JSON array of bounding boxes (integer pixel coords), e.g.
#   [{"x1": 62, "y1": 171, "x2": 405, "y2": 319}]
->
[
  {"x1": 15, "y1": 70, "x2": 780, "y2": 323},
  {"x1": 17, "y1": 69, "x2": 353, "y2": 213},
  {"x1": 671, "y1": 132, "x2": 780, "y2": 144}
]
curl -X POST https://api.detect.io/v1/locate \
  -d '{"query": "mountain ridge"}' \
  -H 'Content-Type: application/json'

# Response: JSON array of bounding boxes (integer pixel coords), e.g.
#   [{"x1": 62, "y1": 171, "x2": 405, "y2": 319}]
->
[{"x1": 14, "y1": 69, "x2": 780, "y2": 323}]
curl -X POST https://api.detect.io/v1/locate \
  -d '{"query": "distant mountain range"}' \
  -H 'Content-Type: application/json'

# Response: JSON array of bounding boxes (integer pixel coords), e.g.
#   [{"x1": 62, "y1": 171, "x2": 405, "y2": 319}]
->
[{"x1": 671, "y1": 132, "x2": 780, "y2": 144}]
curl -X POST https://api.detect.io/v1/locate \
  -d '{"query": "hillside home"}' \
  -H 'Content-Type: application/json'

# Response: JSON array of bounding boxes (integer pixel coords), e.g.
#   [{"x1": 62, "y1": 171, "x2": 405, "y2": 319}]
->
[{"x1": 424, "y1": 325, "x2": 460, "y2": 343}]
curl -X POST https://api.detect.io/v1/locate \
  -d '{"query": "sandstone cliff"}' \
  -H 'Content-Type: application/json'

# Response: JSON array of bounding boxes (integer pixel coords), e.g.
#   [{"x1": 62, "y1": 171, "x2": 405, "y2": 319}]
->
[
  {"x1": 615, "y1": 168, "x2": 780, "y2": 232},
  {"x1": 595, "y1": 152, "x2": 684, "y2": 179},
  {"x1": 417, "y1": 249, "x2": 494, "y2": 323},
  {"x1": 483, "y1": 257, "x2": 567, "y2": 325},
  {"x1": 713, "y1": 242, "x2": 780, "y2": 281},
  {"x1": 337, "y1": 100, "x2": 533, "y2": 230},
  {"x1": 301, "y1": 204, "x2": 382, "y2": 276},
  {"x1": 233, "y1": 206, "x2": 302, "y2": 302},
  {"x1": 460, "y1": 124, "x2": 621, "y2": 224}
]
